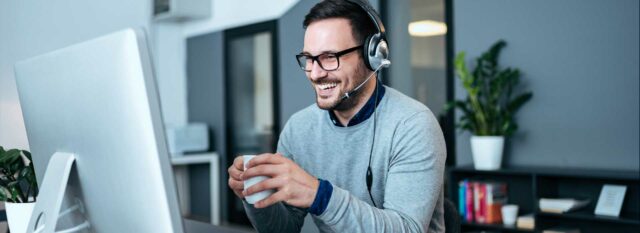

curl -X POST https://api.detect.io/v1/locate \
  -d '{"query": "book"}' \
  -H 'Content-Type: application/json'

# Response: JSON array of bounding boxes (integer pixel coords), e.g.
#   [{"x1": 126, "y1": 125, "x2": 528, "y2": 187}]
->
[
  {"x1": 539, "y1": 198, "x2": 590, "y2": 213},
  {"x1": 516, "y1": 213, "x2": 535, "y2": 230},
  {"x1": 458, "y1": 180, "x2": 467, "y2": 218},
  {"x1": 460, "y1": 180, "x2": 510, "y2": 224},
  {"x1": 485, "y1": 182, "x2": 508, "y2": 224},
  {"x1": 465, "y1": 181, "x2": 475, "y2": 222},
  {"x1": 542, "y1": 227, "x2": 581, "y2": 233},
  {"x1": 473, "y1": 182, "x2": 486, "y2": 223}
]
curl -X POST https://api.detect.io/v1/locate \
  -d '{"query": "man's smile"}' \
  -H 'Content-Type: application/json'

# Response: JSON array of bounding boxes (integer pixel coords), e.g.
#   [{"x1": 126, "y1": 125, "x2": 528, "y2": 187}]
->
[{"x1": 315, "y1": 81, "x2": 340, "y2": 98}]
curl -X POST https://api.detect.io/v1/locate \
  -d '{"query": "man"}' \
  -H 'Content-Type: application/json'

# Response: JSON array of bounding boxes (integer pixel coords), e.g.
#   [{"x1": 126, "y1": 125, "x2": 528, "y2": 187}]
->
[{"x1": 227, "y1": 0, "x2": 446, "y2": 232}]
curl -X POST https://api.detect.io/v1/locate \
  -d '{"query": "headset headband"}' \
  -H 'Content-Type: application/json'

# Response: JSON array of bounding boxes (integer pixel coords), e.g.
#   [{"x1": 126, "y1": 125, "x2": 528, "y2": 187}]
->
[{"x1": 347, "y1": 0, "x2": 385, "y2": 36}]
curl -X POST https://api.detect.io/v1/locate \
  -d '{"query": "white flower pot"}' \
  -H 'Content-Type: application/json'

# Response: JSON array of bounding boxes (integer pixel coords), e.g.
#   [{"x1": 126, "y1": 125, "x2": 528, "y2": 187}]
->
[
  {"x1": 470, "y1": 135, "x2": 505, "y2": 170},
  {"x1": 5, "y1": 202, "x2": 36, "y2": 233}
]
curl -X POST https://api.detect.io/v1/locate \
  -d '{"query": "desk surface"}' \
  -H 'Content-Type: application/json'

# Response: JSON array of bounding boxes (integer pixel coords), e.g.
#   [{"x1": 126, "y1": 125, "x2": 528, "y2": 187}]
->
[{"x1": 185, "y1": 219, "x2": 255, "y2": 233}]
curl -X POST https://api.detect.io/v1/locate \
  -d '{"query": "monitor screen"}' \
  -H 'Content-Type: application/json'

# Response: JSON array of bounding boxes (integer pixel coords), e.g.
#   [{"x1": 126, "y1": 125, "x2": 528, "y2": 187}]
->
[{"x1": 15, "y1": 28, "x2": 184, "y2": 232}]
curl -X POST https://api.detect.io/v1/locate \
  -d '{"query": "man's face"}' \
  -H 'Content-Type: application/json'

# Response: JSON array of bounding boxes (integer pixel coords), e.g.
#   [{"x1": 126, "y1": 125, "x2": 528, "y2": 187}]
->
[{"x1": 303, "y1": 18, "x2": 368, "y2": 110}]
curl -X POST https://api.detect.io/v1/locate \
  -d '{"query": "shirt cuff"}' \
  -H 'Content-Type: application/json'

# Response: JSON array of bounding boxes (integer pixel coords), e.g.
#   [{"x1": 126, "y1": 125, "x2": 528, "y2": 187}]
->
[{"x1": 308, "y1": 178, "x2": 333, "y2": 215}]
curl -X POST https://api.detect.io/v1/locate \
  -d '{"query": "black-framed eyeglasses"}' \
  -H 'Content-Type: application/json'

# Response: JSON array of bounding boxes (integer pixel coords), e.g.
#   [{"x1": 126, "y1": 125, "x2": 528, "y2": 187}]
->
[{"x1": 295, "y1": 45, "x2": 362, "y2": 72}]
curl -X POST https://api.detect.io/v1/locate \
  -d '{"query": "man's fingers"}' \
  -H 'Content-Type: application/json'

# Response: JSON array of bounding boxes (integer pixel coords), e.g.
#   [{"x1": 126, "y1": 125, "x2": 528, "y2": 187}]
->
[
  {"x1": 244, "y1": 176, "x2": 285, "y2": 196},
  {"x1": 228, "y1": 177, "x2": 244, "y2": 191},
  {"x1": 243, "y1": 164, "x2": 284, "y2": 180},
  {"x1": 228, "y1": 165, "x2": 243, "y2": 180},
  {"x1": 247, "y1": 153, "x2": 285, "y2": 168},
  {"x1": 254, "y1": 190, "x2": 287, "y2": 209},
  {"x1": 233, "y1": 156, "x2": 244, "y2": 170}
]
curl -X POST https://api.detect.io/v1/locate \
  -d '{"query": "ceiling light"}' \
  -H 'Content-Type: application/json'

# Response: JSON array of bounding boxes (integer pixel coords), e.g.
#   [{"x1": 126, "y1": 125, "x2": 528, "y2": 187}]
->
[{"x1": 408, "y1": 20, "x2": 447, "y2": 37}]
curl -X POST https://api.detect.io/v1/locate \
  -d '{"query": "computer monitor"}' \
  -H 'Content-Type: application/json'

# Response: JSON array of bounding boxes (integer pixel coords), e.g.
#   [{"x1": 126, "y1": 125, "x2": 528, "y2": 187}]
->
[{"x1": 15, "y1": 28, "x2": 184, "y2": 232}]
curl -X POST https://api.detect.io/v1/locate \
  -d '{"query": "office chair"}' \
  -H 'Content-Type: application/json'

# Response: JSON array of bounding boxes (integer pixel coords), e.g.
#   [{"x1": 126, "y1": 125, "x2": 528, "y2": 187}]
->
[{"x1": 444, "y1": 198, "x2": 461, "y2": 233}]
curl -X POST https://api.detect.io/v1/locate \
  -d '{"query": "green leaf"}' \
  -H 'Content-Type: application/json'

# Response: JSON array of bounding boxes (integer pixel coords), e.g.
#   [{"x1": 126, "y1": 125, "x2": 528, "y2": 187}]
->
[
  {"x1": 507, "y1": 92, "x2": 533, "y2": 113},
  {"x1": 484, "y1": 40, "x2": 507, "y2": 65},
  {"x1": 450, "y1": 40, "x2": 532, "y2": 136},
  {"x1": 11, "y1": 186, "x2": 23, "y2": 203},
  {"x1": 0, "y1": 149, "x2": 20, "y2": 163},
  {"x1": 23, "y1": 150, "x2": 33, "y2": 162}
]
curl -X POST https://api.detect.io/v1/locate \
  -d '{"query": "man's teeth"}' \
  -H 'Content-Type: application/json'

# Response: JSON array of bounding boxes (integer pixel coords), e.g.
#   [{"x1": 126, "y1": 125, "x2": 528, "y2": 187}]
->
[{"x1": 318, "y1": 82, "x2": 338, "y2": 90}]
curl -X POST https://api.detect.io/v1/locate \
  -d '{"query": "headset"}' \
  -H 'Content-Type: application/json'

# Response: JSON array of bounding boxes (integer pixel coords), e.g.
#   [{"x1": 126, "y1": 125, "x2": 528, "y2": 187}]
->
[
  {"x1": 343, "y1": 0, "x2": 390, "y2": 208},
  {"x1": 339, "y1": 0, "x2": 391, "y2": 103}
]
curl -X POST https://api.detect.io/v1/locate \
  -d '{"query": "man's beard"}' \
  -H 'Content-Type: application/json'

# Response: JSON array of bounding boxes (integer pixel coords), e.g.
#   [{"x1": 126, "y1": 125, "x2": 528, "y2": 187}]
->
[{"x1": 315, "y1": 64, "x2": 370, "y2": 111}]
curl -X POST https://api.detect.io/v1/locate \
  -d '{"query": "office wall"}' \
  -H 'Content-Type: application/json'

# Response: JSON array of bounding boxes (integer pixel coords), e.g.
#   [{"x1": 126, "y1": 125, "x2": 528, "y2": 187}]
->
[
  {"x1": 453, "y1": 0, "x2": 639, "y2": 170},
  {"x1": 277, "y1": 1, "x2": 318, "y2": 128},
  {"x1": 0, "y1": 0, "x2": 151, "y2": 150},
  {"x1": 186, "y1": 31, "x2": 226, "y2": 220}
]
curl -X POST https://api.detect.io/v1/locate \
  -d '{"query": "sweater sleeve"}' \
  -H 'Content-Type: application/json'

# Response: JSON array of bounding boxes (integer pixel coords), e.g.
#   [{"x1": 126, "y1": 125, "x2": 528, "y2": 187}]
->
[
  {"x1": 242, "y1": 121, "x2": 309, "y2": 233},
  {"x1": 315, "y1": 110, "x2": 446, "y2": 233}
]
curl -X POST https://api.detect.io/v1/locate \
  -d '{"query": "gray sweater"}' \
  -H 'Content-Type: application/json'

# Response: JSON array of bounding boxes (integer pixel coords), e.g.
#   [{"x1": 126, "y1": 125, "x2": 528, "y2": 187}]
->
[{"x1": 244, "y1": 87, "x2": 446, "y2": 233}]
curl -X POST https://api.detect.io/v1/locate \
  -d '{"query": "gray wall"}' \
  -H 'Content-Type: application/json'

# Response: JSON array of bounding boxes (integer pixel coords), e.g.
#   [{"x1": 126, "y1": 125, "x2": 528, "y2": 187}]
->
[
  {"x1": 277, "y1": 0, "x2": 318, "y2": 127},
  {"x1": 186, "y1": 32, "x2": 226, "y2": 219},
  {"x1": 453, "y1": 0, "x2": 639, "y2": 170}
]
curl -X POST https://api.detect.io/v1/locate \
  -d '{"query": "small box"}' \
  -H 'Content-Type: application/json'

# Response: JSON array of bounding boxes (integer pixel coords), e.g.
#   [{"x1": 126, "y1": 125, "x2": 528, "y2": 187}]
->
[{"x1": 166, "y1": 123, "x2": 209, "y2": 155}]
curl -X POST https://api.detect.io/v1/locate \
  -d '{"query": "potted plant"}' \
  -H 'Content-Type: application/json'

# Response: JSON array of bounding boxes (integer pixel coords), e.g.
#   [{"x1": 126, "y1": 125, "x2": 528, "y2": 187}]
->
[
  {"x1": 448, "y1": 40, "x2": 533, "y2": 170},
  {"x1": 0, "y1": 146, "x2": 38, "y2": 232}
]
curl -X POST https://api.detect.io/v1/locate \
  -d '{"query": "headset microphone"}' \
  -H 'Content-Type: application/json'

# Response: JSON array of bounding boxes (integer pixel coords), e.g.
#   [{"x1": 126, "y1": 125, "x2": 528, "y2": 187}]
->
[{"x1": 340, "y1": 59, "x2": 391, "y2": 102}]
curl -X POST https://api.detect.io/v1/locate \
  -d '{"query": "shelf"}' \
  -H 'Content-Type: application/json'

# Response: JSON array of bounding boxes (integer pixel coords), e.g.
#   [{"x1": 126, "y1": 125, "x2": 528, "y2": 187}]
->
[
  {"x1": 538, "y1": 211, "x2": 640, "y2": 225},
  {"x1": 450, "y1": 166, "x2": 640, "y2": 233},
  {"x1": 170, "y1": 152, "x2": 220, "y2": 225},
  {"x1": 462, "y1": 221, "x2": 534, "y2": 232},
  {"x1": 171, "y1": 152, "x2": 219, "y2": 165},
  {"x1": 452, "y1": 166, "x2": 640, "y2": 180}
]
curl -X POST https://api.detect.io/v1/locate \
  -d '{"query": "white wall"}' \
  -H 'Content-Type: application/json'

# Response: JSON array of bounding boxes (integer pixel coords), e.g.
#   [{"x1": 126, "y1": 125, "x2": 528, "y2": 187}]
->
[
  {"x1": 0, "y1": 0, "x2": 152, "y2": 150},
  {"x1": 183, "y1": 0, "x2": 298, "y2": 37},
  {"x1": 0, "y1": 0, "x2": 299, "y2": 150}
]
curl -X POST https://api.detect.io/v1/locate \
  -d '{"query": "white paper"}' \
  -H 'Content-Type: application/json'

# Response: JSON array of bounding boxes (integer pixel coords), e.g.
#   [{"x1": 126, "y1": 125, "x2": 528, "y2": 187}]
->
[{"x1": 594, "y1": 184, "x2": 626, "y2": 217}]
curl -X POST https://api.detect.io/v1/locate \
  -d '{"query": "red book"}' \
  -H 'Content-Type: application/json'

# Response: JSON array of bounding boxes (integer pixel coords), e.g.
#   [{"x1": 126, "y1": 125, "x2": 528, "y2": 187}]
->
[
  {"x1": 474, "y1": 182, "x2": 487, "y2": 223},
  {"x1": 465, "y1": 181, "x2": 475, "y2": 222}
]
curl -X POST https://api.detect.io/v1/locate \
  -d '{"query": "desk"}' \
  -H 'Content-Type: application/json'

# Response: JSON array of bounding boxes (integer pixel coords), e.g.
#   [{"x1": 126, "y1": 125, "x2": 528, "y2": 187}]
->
[
  {"x1": 172, "y1": 153, "x2": 220, "y2": 225},
  {"x1": 184, "y1": 219, "x2": 254, "y2": 233}
]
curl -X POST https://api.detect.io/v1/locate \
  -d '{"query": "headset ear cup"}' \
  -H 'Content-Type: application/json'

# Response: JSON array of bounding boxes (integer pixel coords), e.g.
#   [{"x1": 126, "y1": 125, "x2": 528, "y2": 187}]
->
[
  {"x1": 362, "y1": 34, "x2": 374, "y2": 70},
  {"x1": 367, "y1": 33, "x2": 385, "y2": 70}
]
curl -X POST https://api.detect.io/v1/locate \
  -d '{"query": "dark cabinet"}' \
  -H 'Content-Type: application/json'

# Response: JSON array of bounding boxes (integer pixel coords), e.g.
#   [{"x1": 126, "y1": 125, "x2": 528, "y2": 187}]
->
[{"x1": 449, "y1": 166, "x2": 640, "y2": 233}]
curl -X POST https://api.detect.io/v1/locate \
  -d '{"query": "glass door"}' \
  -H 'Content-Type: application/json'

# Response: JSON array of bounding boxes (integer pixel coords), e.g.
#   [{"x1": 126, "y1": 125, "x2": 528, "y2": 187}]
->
[{"x1": 224, "y1": 20, "x2": 279, "y2": 226}]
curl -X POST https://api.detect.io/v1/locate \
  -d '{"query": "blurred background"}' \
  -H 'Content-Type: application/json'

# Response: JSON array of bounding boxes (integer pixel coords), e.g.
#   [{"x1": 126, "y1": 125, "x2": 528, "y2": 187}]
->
[{"x1": 1, "y1": 0, "x2": 638, "y2": 232}]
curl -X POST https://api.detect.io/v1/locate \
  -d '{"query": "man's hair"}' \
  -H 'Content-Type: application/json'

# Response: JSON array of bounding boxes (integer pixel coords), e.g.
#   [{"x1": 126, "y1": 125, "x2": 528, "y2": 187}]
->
[{"x1": 303, "y1": 0, "x2": 378, "y2": 46}]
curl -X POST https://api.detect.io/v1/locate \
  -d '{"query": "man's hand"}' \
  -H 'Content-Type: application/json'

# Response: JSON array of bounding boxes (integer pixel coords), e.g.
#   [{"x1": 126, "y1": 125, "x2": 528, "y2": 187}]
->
[
  {"x1": 242, "y1": 153, "x2": 320, "y2": 209},
  {"x1": 227, "y1": 156, "x2": 246, "y2": 199}
]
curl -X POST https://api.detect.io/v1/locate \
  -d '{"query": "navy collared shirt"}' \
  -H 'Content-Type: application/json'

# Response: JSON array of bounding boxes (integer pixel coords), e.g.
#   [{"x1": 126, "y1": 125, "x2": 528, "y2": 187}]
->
[{"x1": 328, "y1": 81, "x2": 386, "y2": 127}]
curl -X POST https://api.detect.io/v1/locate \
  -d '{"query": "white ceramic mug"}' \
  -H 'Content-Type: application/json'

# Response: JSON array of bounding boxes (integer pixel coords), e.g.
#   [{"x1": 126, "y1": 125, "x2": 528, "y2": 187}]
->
[
  {"x1": 243, "y1": 155, "x2": 276, "y2": 204},
  {"x1": 501, "y1": 204, "x2": 519, "y2": 225}
]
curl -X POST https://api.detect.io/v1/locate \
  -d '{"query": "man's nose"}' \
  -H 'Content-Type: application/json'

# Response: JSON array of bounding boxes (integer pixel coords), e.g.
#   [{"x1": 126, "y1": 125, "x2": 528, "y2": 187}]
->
[{"x1": 308, "y1": 60, "x2": 327, "y2": 81}]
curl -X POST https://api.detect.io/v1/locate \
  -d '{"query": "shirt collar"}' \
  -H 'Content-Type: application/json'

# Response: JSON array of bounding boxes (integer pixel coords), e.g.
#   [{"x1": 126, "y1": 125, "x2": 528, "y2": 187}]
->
[{"x1": 328, "y1": 81, "x2": 385, "y2": 127}]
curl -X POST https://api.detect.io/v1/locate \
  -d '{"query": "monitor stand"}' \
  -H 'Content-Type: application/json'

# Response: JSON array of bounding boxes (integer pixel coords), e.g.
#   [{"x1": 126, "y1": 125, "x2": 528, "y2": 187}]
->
[{"x1": 27, "y1": 152, "x2": 91, "y2": 233}]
